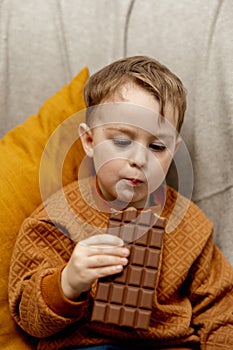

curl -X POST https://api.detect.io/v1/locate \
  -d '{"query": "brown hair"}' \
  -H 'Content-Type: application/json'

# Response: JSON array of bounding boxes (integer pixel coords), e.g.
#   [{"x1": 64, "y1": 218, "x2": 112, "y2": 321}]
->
[{"x1": 84, "y1": 56, "x2": 187, "y2": 132}]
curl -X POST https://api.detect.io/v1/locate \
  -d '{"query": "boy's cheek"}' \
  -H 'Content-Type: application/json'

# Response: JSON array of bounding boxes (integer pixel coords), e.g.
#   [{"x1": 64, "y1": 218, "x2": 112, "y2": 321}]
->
[
  {"x1": 93, "y1": 149, "x2": 130, "y2": 172},
  {"x1": 147, "y1": 154, "x2": 173, "y2": 189},
  {"x1": 155, "y1": 151, "x2": 173, "y2": 170}
]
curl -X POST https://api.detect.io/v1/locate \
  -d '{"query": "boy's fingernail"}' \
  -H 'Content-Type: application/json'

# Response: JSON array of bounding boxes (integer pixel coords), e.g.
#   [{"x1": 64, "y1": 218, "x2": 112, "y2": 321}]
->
[
  {"x1": 122, "y1": 248, "x2": 130, "y2": 256},
  {"x1": 121, "y1": 258, "x2": 128, "y2": 265},
  {"x1": 116, "y1": 265, "x2": 123, "y2": 272}
]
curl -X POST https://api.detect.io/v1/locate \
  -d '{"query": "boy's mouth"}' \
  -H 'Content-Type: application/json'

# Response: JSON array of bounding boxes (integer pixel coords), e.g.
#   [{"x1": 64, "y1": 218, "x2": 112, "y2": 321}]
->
[{"x1": 125, "y1": 178, "x2": 143, "y2": 187}]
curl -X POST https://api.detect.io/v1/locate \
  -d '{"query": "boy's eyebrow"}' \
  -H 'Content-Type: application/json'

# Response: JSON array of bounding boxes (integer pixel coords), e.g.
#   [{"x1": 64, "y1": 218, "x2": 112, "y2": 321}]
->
[
  {"x1": 104, "y1": 125, "x2": 175, "y2": 141},
  {"x1": 104, "y1": 125, "x2": 136, "y2": 136}
]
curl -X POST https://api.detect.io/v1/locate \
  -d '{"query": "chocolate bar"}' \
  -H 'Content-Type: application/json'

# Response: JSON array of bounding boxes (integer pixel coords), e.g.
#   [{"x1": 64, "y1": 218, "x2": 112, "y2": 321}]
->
[{"x1": 91, "y1": 208, "x2": 165, "y2": 330}]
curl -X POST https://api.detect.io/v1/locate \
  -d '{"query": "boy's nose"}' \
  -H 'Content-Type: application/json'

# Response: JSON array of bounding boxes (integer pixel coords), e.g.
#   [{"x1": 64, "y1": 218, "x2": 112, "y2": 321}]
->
[{"x1": 129, "y1": 144, "x2": 148, "y2": 168}]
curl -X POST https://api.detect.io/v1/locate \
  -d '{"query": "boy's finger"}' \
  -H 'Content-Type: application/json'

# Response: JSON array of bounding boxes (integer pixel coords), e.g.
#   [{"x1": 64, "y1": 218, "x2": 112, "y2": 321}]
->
[
  {"x1": 95, "y1": 264, "x2": 124, "y2": 277},
  {"x1": 85, "y1": 246, "x2": 130, "y2": 257},
  {"x1": 87, "y1": 255, "x2": 128, "y2": 268}
]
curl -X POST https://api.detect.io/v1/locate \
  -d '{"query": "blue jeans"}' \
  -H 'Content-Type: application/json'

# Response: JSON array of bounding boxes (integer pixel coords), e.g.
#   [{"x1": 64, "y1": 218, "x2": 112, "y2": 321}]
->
[
  {"x1": 72, "y1": 346, "x2": 144, "y2": 350},
  {"x1": 70, "y1": 346, "x2": 196, "y2": 350},
  {"x1": 72, "y1": 346, "x2": 128, "y2": 350}
]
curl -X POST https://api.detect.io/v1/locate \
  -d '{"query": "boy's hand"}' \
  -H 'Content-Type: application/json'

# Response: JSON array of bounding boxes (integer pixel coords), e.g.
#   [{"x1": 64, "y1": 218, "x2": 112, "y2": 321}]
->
[{"x1": 61, "y1": 234, "x2": 130, "y2": 300}]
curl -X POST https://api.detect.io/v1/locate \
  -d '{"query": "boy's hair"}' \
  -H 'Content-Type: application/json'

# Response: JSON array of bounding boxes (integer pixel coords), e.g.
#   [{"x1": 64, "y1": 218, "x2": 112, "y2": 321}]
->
[{"x1": 84, "y1": 55, "x2": 187, "y2": 132}]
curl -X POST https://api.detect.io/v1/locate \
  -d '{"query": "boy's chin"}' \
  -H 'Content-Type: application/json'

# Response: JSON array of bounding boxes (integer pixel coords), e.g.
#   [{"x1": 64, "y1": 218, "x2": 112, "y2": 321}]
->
[{"x1": 112, "y1": 195, "x2": 150, "y2": 210}]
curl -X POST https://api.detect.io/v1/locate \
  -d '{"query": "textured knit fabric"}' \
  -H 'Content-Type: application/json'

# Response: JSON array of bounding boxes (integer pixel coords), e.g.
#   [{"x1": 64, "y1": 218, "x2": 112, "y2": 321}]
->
[{"x1": 8, "y1": 178, "x2": 233, "y2": 350}]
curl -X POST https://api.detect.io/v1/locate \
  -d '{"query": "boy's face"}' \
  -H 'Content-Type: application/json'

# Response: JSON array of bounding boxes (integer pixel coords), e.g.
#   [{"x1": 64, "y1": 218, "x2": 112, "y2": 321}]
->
[{"x1": 80, "y1": 83, "x2": 180, "y2": 209}]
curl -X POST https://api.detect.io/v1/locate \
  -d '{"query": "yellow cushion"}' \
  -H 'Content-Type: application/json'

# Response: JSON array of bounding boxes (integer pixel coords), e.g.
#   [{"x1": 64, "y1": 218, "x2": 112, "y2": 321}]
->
[{"x1": 0, "y1": 67, "x2": 89, "y2": 349}]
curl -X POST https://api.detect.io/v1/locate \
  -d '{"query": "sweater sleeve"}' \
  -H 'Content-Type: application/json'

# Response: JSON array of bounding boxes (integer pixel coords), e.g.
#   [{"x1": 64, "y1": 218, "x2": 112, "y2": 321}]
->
[
  {"x1": 188, "y1": 235, "x2": 233, "y2": 349},
  {"x1": 8, "y1": 217, "x2": 92, "y2": 338}
]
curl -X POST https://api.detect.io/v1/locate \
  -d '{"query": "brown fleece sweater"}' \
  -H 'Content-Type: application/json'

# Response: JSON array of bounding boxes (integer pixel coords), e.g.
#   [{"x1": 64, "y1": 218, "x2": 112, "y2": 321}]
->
[{"x1": 8, "y1": 178, "x2": 233, "y2": 350}]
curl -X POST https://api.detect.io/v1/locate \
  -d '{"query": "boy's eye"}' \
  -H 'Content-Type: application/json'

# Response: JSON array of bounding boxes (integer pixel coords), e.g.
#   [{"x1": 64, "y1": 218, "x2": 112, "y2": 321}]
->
[
  {"x1": 149, "y1": 143, "x2": 166, "y2": 152},
  {"x1": 112, "y1": 139, "x2": 132, "y2": 147}
]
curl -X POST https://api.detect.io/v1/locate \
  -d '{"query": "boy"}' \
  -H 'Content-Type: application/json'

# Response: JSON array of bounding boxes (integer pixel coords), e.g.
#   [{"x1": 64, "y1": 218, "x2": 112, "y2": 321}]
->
[{"x1": 9, "y1": 56, "x2": 233, "y2": 350}]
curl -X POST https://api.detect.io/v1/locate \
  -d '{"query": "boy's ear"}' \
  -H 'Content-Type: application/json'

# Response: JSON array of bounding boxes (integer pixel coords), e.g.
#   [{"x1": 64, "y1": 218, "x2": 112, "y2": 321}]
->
[
  {"x1": 78, "y1": 123, "x2": 94, "y2": 157},
  {"x1": 174, "y1": 135, "x2": 182, "y2": 155}
]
